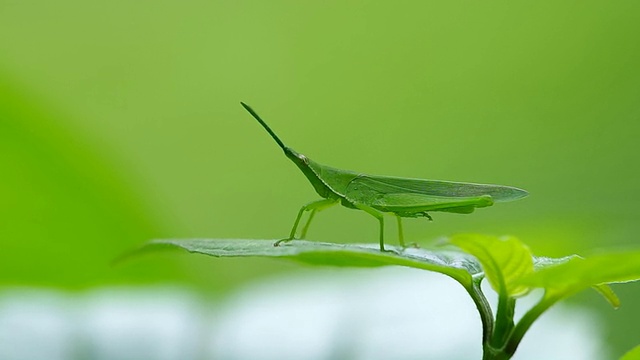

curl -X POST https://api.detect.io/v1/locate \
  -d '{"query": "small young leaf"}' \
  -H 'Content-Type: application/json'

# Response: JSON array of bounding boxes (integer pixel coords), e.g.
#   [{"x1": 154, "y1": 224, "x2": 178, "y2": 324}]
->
[
  {"x1": 531, "y1": 255, "x2": 621, "y2": 308},
  {"x1": 518, "y1": 250, "x2": 640, "y2": 297},
  {"x1": 533, "y1": 255, "x2": 577, "y2": 270},
  {"x1": 591, "y1": 284, "x2": 621, "y2": 309},
  {"x1": 621, "y1": 344, "x2": 640, "y2": 360},
  {"x1": 450, "y1": 234, "x2": 534, "y2": 297},
  {"x1": 131, "y1": 239, "x2": 482, "y2": 287}
]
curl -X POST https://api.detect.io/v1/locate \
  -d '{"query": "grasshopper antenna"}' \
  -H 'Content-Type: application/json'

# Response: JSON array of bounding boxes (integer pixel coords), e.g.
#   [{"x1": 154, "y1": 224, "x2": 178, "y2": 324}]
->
[{"x1": 240, "y1": 102, "x2": 287, "y2": 151}]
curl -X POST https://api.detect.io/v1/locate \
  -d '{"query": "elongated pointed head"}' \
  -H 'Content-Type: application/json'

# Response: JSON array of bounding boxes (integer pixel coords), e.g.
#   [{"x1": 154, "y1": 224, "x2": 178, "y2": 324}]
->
[
  {"x1": 240, "y1": 102, "x2": 288, "y2": 151},
  {"x1": 240, "y1": 102, "x2": 310, "y2": 166},
  {"x1": 240, "y1": 102, "x2": 332, "y2": 197}
]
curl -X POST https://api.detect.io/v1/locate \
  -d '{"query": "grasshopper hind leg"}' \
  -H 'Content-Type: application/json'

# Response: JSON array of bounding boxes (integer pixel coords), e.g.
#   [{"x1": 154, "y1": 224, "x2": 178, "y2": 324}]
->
[{"x1": 394, "y1": 215, "x2": 422, "y2": 249}]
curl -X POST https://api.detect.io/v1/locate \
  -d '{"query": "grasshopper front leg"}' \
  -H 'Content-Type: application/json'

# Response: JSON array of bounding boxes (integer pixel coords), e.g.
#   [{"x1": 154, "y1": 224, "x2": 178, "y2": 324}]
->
[{"x1": 274, "y1": 198, "x2": 338, "y2": 247}]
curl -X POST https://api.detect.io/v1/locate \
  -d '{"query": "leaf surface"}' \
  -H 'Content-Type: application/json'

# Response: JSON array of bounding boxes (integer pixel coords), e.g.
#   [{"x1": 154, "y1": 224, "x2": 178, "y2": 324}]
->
[
  {"x1": 518, "y1": 250, "x2": 640, "y2": 298},
  {"x1": 621, "y1": 344, "x2": 640, "y2": 360},
  {"x1": 450, "y1": 234, "x2": 534, "y2": 297},
  {"x1": 131, "y1": 239, "x2": 483, "y2": 287},
  {"x1": 130, "y1": 237, "x2": 637, "y2": 308}
]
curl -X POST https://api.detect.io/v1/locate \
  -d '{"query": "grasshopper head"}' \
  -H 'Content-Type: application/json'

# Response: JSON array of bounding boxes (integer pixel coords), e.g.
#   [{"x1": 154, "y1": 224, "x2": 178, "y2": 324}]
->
[
  {"x1": 284, "y1": 147, "x2": 309, "y2": 167},
  {"x1": 283, "y1": 147, "x2": 333, "y2": 198}
]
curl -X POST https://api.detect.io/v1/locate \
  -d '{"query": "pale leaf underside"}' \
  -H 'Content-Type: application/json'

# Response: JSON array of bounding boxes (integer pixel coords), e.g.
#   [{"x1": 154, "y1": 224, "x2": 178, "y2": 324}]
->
[{"x1": 126, "y1": 238, "x2": 630, "y2": 300}]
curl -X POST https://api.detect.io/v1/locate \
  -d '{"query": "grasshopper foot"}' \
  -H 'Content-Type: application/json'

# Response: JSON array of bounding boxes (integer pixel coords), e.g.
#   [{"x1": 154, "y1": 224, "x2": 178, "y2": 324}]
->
[
  {"x1": 381, "y1": 247, "x2": 401, "y2": 255},
  {"x1": 274, "y1": 238, "x2": 294, "y2": 247}
]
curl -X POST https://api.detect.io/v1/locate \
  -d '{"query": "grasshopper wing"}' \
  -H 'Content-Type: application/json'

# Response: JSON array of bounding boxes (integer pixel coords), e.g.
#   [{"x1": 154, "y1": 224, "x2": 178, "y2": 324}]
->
[
  {"x1": 346, "y1": 174, "x2": 527, "y2": 202},
  {"x1": 343, "y1": 174, "x2": 527, "y2": 216}
]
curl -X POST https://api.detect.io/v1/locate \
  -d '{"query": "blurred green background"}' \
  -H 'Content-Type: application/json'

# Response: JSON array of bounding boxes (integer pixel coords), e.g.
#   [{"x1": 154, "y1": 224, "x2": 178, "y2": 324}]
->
[{"x1": 1, "y1": 1, "x2": 639, "y2": 357}]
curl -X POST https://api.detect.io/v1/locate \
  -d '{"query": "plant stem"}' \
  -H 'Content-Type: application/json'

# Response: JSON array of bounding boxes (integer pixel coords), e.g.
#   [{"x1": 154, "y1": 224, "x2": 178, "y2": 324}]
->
[
  {"x1": 483, "y1": 347, "x2": 511, "y2": 360},
  {"x1": 503, "y1": 291, "x2": 561, "y2": 357},
  {"x1": 491, "y1": 292, "x2": 516, "y2": 348},
  {"x1": 465, "y1": 276, "x2": 494, "y2": 346}
]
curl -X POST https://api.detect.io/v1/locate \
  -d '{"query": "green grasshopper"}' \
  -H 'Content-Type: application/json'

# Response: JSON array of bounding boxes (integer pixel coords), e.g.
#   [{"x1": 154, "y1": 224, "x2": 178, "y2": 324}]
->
[{"x1": 240, "y1": 102, "x2": 528, "y2": 251}]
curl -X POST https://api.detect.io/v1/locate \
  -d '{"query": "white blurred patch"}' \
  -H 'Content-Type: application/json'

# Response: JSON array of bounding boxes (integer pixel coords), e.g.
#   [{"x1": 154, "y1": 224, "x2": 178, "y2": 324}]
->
[
  {"x1": 0, "y1": 268, "x2": 608, "y2": 360},
  {"x1": 78, "y1": 287, "x2": 203, "y2": 360},
  {"x1": 209, "y1": 268, "x2": 481, "y2": 360},
  {"x1": 0, "y1": 290, "x2": 74, "y2": 360}
]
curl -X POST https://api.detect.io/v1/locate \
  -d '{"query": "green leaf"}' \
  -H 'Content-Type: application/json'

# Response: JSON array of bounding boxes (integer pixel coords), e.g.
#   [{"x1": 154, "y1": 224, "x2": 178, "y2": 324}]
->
[
  {"x1": 450, "y1": 234, "x2": 534, "y2": 297},
  {"x1": 129, "y1": 239, "x2": 482, "y2": 287},
  {"x1": 533, "y1": 255, "x2": 577, "y2": 270},
  {"x1": 621, "y1": 344, "x2": 640, "y2": 360},
  {"x1": 518, "y1": 250, "x2": 640, "y2": 297},
  {"x1": 591, "y1": 284, "x2": 621, "y2": 309}
]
